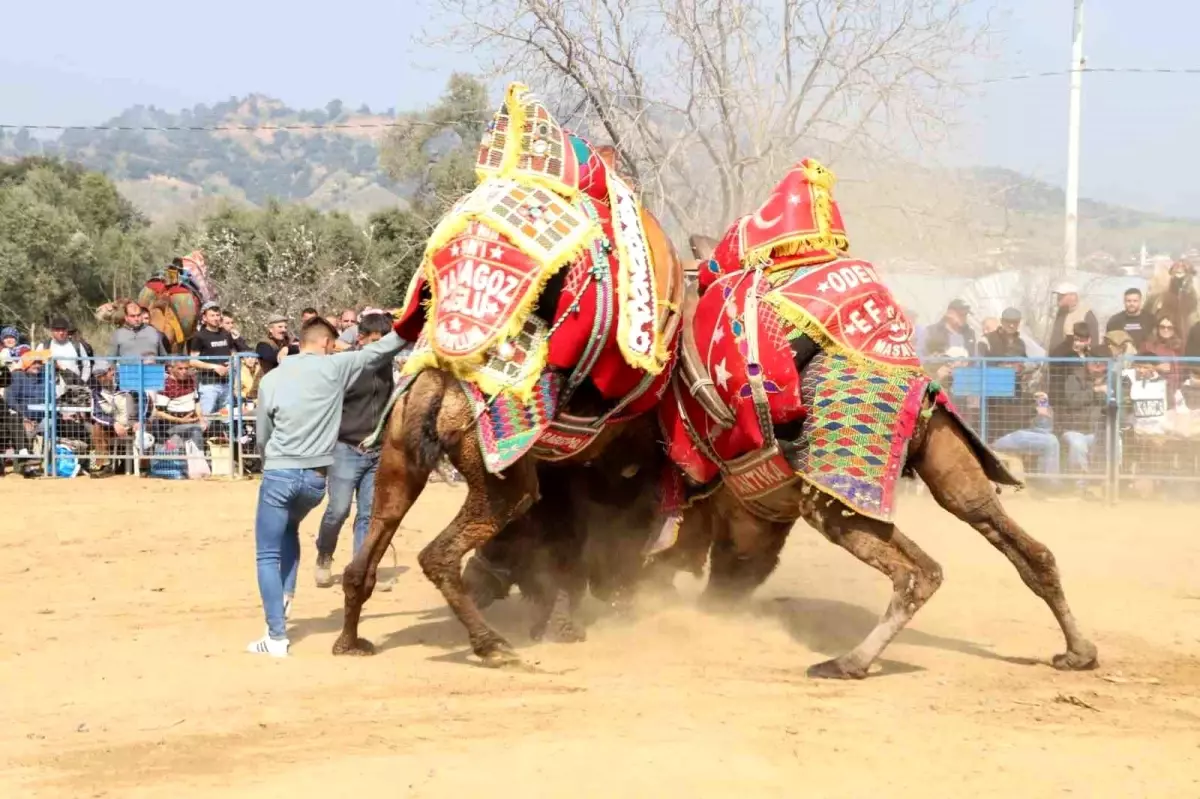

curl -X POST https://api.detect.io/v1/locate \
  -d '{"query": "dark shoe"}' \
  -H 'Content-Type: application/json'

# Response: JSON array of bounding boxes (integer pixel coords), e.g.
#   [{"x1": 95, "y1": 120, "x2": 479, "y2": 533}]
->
[{"x1": 88, "y1": 464, "x2": 116, "y2": 479}]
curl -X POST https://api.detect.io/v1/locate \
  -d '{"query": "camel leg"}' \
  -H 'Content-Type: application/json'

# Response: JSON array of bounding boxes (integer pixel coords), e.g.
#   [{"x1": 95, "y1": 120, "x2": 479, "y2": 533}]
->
[
  {"x1": 914, "y1": 411, "x2": 1098, "y2": 671},
  {"x1": 334, "y1": 387, "x2": 433, "y2": 656},
  {"x1": 799, "y1": 492, "x2": 944, "y2": 679},
  {"x1": 418, "y1": 419, "x2": 538, "y2": 666}
]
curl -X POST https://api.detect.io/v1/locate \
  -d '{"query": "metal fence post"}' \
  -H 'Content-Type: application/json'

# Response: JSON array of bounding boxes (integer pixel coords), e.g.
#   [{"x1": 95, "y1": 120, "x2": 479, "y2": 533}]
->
[
  {"x1": 1111, "y1": 358, "x2": 1124, "y2": 503},
  {"x1": 43, "y1": 359, "x2": 57, "y2": 476},
  {"x1": 229, "y1": 354, "x2": 238, "y2": 478}
]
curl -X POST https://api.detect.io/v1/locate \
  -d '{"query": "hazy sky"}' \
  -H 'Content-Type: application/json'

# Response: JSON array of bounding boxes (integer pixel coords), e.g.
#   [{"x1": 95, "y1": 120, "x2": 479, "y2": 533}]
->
[{"x1": 2, "y1": 0, "x2": 1196, "y2": 216}]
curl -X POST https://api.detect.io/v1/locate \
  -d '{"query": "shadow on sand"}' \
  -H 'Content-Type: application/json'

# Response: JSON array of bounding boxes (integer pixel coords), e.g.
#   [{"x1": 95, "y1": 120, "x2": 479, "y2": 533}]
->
[{"x1": 759, "y1": 595, "x2": 1041, "y2": 670}]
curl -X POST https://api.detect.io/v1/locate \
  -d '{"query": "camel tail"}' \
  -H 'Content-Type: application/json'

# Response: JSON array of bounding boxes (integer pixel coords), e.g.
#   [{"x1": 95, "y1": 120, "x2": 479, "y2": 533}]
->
[{"x1": 409, "y1": 370, "x2": 449, "y2": 474}]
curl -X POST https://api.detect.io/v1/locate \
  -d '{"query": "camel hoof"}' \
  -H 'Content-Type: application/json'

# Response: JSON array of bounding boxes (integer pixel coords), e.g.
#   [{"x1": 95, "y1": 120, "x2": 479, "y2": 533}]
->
[
  {"x1": 543, "y1": 620, "x2": 587, "y2": 644},
  {"x1": 332, "y1": 635, "x2": 376, "y2": 656},
  {"x1": 476, "y1": 640, "x2": 521, "y2": 668},
  {"x1": 806, "y1": 658, "x2": 868, "y2": 680},
  {"x1": 1052, "y1": 643, "x2": 1099, "y2": 671}
]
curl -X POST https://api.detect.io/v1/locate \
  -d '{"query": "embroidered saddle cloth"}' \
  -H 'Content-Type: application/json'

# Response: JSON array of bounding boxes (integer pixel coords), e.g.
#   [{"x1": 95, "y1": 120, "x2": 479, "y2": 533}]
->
[{"x1": 394, "y1": 82, "x2": 683, "y2": 471}]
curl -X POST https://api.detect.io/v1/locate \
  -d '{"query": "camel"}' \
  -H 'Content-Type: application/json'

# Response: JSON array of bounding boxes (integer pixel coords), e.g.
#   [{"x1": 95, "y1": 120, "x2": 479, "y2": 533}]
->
[
  {"x1": 460, "y1": 162, "x2": 1099, "y2": 680},
  {"x1": 94, "y1": 252, "x2": 211, "y2": 353},
  {"x1": 647, "y1": 229, "x2": 1099, "y2": 679},
  {"x1": 463, "y1": 414, "x2": 672, "y2": 642},
  {"x1": 333, "y1": 82, "x2": 684, "y2": 665}
]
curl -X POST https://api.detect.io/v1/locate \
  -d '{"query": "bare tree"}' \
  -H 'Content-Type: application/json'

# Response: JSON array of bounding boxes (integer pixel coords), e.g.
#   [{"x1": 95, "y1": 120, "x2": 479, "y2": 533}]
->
[{"x1": 422, "y1": 0, "x2": 992, "y2": 235}]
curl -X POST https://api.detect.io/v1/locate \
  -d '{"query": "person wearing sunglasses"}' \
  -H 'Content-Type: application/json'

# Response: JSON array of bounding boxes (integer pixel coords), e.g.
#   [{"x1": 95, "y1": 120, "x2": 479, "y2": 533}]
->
[{"x1": 1139, "y1": 315, "x2": 1184, "y2": 405}]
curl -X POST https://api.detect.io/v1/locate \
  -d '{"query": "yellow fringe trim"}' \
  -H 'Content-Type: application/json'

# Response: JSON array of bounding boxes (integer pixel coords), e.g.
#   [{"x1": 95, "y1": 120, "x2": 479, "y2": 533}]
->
[{"x1": 761, "y1": 288, "x2": 923, "y2": 378}]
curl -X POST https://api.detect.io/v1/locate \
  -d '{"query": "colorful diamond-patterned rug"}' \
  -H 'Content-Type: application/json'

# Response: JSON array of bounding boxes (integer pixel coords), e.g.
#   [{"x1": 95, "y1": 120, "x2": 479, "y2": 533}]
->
[
  {"x1": 462, "y1": 371, "x2": 562, "y2": 474},
  {"x1": 794, "y1": 350, "x2": 930, "y2": 520}
]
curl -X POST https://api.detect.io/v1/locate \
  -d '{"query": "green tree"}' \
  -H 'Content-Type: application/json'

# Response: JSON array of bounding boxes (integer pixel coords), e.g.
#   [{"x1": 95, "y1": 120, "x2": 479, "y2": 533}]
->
[
  {"x1": 0, "y1": 158, "x2": 161, "y2": 331},
  {"x1": 371, "y1": 73, "x2": 491, "y2": 301}
]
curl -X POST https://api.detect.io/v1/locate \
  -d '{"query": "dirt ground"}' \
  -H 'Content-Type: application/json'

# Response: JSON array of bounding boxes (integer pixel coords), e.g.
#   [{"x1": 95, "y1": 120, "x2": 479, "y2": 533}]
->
[{"x1": 1, "y1": 477, "x2": 1198, "y2": 798}]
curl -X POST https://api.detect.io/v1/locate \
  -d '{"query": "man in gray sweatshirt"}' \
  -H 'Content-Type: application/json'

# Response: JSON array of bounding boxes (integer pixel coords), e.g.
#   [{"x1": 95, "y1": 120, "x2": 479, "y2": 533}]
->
[{"x1": 247, "y1": 316, "x2": 405, "y2": 657}]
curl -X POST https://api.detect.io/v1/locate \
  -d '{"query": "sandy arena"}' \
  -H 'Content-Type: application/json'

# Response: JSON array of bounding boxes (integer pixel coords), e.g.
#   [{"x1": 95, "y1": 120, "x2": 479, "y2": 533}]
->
[{"x1": 1, "y1": 477, "x2": 1198, "y2": 797}]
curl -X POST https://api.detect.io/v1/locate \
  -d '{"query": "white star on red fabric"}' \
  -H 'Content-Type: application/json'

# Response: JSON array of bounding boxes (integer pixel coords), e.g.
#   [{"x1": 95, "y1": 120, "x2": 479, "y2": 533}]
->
[
  {"x1": 490, "y1": 245, "x2": 504, "y2": 260},
  {"x1": 714, "y1": 358, "x2": 731, "y2": 390}
]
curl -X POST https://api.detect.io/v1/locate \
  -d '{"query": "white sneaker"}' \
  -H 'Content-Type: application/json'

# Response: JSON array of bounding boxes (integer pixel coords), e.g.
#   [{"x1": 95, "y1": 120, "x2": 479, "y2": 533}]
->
[{"x1": 246, "y1": 635, "x2": 289, "y2": 657}]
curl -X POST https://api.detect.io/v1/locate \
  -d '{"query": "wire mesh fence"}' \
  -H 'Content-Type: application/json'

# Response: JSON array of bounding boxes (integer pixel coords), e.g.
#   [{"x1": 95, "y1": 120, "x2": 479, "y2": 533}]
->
[
  {"x1": 5, "y1": 352, "x2": 1200, "y2": 498},
  {"x1": 0, "y1": 354, "x2": 262, "y2": 479}
]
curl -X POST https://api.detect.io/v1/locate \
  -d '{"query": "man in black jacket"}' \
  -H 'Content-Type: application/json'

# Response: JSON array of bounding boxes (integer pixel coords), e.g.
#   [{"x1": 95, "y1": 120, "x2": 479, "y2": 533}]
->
[{"x1": 313, "y1": 312, "x2": 397, "y2": 588}]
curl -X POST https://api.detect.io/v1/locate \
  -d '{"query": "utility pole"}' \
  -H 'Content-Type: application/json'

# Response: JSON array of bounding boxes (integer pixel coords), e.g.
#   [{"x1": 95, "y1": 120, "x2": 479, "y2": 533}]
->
[{"x1": 1064, "y1": 0, "x2": 1085, "y2": 275}]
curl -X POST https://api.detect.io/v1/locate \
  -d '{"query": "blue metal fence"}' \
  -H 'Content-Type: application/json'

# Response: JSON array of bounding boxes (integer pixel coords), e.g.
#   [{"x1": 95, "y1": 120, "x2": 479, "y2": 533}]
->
[{"x1": 5, "y1": 352, "x2": 1200, "y2": 497}]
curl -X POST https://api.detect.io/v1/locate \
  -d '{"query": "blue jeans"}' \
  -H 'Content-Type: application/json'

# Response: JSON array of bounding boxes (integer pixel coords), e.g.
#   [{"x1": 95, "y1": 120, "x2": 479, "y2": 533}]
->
[
  {"x1": 1061, "y1": 431, "x2": 1096, "y2": 473},
  {"x1": 992, "y1": 429, "x2": 1061, "y2": 476},
  {"x1": 198, "y1": 383, "x2": 230, "y2": 416},
  {"x1": 315, "y1": 442, "x2": 379, "y2": 559},
  {"x1": 255, "y1": 469, "x2": 327, "y2": 639}
]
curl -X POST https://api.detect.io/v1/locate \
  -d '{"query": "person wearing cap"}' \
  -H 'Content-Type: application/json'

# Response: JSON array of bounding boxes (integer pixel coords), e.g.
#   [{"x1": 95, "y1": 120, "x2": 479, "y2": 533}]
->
[
  {"x1": 189, "y1": 300, "x2": 247, "y2": 418},
  {"x1": 247, "y1": 316, "x2": 406, "y2": 658},
  {"x1": 978, "y1": 308, "x2": 1027, "y2": 356},
  {"x1": 974, "y1": 307, "x2": 1032, "y2": 444},
  {"x1": 254, "y1": 314, "x2": 299, "y2": 377},
  {"x1": 1048, "y1": 281, "x2": 1098, "y2": 351},
  {"x1": 921, "y1": 298, "x2": 977, "y2": 358},
  {"x1": 87, "y1": 359, "x2": 135, "y2": 478},
  {"x1": 38, "y1": 315, "x2": 91, "y2": 385},
  {"x1": 1104, "y1": 287, "x2": 1154, "y2": 349}
]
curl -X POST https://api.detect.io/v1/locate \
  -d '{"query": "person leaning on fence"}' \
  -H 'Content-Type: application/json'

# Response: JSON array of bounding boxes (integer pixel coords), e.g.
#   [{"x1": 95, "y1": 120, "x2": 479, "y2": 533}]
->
[
  {"x1": 1139, "y1": 315, "x2": 1184, "y2": 407},
  {"x1": 88, "y1": 359, "x2": 134, "y2": 479},
  {"x1": 149, "y1": 361, "x2": 207, "y2": 453},
  {"x1": 189, "y1": 300, "x2": 248, "y2": 420},
  {"x1": 247, "y1": 316, "x2": 406, "y2": 658},
  {"x1": 313, "y1": 312, "x2": 397, "y2": 591}
]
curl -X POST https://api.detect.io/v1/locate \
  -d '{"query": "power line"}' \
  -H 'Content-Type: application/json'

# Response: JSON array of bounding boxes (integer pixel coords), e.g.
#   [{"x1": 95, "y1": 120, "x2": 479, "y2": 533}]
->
[
  {"x1": 966, "y1": 66, "x2": 1200, "y2": 86},
  {"x1": 0, "y1": 117, "x2": 487, "y2": 133}
]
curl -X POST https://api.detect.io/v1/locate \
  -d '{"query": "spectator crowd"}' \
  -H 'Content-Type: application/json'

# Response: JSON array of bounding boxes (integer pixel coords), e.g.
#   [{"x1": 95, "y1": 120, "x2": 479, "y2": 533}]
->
[
  {"x1": 5, "y1": 260, "x2": 1200, "y2": 499},
  {"x1": 918, "y1": 259, "x2": 1200, "y2": 496},
  {"x1": 1, "y1": 302, "x2": 406, "y2": 480}
]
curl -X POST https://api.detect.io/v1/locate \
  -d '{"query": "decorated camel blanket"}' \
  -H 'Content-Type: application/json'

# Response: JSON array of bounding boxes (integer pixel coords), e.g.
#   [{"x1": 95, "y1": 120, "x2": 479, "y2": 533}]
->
[
  {"x1": 661, "y1": 264, "x2": 936, "y2": 520},
  {"x1": 393, "y1": 82, "x2": 680, "y2": 472}
]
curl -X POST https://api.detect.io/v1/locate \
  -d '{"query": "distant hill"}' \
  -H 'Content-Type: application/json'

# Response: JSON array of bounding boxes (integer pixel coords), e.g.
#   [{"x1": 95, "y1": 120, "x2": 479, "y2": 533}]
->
[
  {"x1": 3, "y1": 96, "x2": 1199, "y2": 268},
  {"x1": 0, "y1": 94, "x2": 409, "y2": 221}
]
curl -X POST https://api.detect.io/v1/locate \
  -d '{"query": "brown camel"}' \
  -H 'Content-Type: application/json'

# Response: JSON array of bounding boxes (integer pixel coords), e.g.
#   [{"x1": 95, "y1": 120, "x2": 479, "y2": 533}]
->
[
  {"x1": 463, "y1": 414, "x2": 672, "y2": 643},
  {"x1": 660, "y1": 234, "x2": 1099, "y2": 679},
  {"x1": 333, "y1": 369, "x2": 678, "y2": 664}
]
